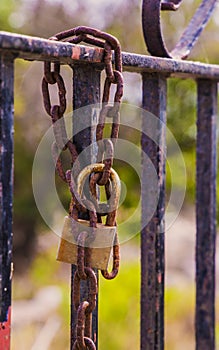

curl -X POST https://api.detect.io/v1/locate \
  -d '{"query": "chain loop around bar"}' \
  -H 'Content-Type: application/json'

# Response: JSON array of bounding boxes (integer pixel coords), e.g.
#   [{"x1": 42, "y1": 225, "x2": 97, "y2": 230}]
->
[{"x1": 50, "y1": 26, "x2": 123, "y2": 186}]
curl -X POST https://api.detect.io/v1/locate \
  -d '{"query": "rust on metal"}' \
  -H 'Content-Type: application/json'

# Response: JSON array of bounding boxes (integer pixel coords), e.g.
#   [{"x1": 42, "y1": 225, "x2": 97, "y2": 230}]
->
[
  {"x1": 96, "y1": 139, "x2": 114, "y2": 187},
  {"x1": 0, "y1": 53, "x2": 14, "y2": 336},
  {"x1": 161, "y1": 0, "x2": 182, "y2": 11},
  {"x1": 42, "y1": 27, "x2": 123, "y2": 349},
  {"x1": 77, "y1": 163, "x2": 120, "y2": 200},
  {"x1": 73, "y1": 267, "x2": 97, "y2": 313},
  {"x1": 142, "y1": 0, "x2": 217, "y2": 59},
  {"x1": 76, "y1": 163, "x2": 121, "y2": 280},
  {"x1": 2, "y1": 31, "x2": 219, "y2": 78},
  {"x1": 196, "y1": 79, "x2": 217, "y2": 350},
  {"x1": 44, "y1": 61, "x2": 60, "y2": 84},
  {"x1": 77, "y1": 163, "x2": 120, "y2": 223},
  {"x1": 141, "y1": 73, "x2": 167, "y2": 349},
  {"x1": 101, "y1": 237, "x2": 120, "y2": 280},
  {"x1": 76, "y1": 231, "x2": 89, "y2": 280},
  {"x1": 73, "y1": 301, "x2": 96, "y2": 350},
  {"x1": 60, "y1": 26, "x2": 124, "y2": 187},
  {"x1": 42, "y1": 61, "x2": 81, "y2": 186}
]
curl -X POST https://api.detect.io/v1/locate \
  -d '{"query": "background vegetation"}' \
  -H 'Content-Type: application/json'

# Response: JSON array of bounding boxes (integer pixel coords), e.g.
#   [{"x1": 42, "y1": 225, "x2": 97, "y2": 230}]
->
[{"x1": 1, "y1": 0, "x2": 219, "y2": 349}]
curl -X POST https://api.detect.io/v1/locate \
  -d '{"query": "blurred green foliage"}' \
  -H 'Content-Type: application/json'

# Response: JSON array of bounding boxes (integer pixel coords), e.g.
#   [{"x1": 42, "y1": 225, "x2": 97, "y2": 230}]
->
[
  {"x1": 99, "y1": 260, "x2": 140, "y2": 349},
  {"x1": 0, "y1": 0, "x2": 17, "y2": 31},
  {"x1": 166, "y1": 78, "x2": 196, "y2": 203}
]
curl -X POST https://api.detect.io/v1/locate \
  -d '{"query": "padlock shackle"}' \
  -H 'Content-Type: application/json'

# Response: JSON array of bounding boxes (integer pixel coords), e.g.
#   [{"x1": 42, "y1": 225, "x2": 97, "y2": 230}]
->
[{"x1": 76, "y1": 163, "x2": 121, "y2": 222}]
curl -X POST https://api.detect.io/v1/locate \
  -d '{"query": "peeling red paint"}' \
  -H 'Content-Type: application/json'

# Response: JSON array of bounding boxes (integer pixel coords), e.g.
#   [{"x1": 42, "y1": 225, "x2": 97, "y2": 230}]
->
[
  {"x1": 0, "y1": 307, "x2": 11, "y2": 350},
  {"x1": 72, "y1": 46, "x2": 81, "y2": 60}
]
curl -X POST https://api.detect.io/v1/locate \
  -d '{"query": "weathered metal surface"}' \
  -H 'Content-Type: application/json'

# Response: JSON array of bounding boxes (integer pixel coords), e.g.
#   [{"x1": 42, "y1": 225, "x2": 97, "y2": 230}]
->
[
  {"x1": 2, "y1": 32, "x2": 219, "y2": 79},
  {"x1": 0, "y1": 53, "x2": 14, "y2": 348},
  {"x1": 72, "y1": 300, "x2": 96, "y2": 350},
  {"x1": 71, "y1": 64, "x2": 101, "y2": 349},
  {"x1": 161, "y1": 0, "x2": 182, "y2": 11},
  {"x1": 195, "y1": 79, "x2": 217, "y2": 350},
  {"x1": 142, "y1": 0, "x2": 217, "y2": 59},
  {"x1": 0, "y1": 31, "x2": 104, "y2": 65},
  {"x1": 78, "y1": 163, "x2": 121, "y2": 280},
  {"x1": 57, "y1": 216, "x2": 116, "y2": 268},
  {"x1": 73, "y1": 270, "x2": 97, "y2": 349},
  {"x1": 141, "y1": 73, "x2": 166, "y2": 349}
]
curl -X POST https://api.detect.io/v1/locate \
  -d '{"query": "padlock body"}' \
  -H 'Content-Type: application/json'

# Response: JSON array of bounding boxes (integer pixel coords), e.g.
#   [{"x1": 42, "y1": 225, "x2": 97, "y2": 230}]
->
[{"x1": 57, "y1": 216, "x2": 116, "y2": 269}]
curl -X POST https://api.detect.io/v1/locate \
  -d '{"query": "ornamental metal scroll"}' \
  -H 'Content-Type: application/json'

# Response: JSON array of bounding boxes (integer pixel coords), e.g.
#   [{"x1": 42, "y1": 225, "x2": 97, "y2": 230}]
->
[{"x1": 142, "y1": 0, "x2": 217, "y2": 59}]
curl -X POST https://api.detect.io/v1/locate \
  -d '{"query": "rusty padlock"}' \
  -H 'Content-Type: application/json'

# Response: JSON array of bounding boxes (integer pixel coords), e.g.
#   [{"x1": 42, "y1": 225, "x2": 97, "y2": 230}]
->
[{"x1": 57, "y1": 163, "x2": 120, "y2": 270}]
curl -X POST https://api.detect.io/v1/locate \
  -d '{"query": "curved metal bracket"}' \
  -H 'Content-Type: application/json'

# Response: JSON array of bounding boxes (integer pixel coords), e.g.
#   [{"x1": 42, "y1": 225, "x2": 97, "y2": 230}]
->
[{"x1": 142, "y1": 0, "x2": 217, "y2": 59}]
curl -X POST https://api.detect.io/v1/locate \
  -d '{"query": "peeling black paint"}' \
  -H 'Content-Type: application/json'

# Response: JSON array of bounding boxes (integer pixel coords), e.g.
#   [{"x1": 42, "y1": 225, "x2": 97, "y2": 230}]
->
[
  {"x1": 196, "y1": 80, "x2": 217, "y2": 350},
  {"x1": 0, "y1": 54, "x2": 14, "y2": 323},
  {"x1": 141, "y1": 73, "x2": 167, "y2": 350}
]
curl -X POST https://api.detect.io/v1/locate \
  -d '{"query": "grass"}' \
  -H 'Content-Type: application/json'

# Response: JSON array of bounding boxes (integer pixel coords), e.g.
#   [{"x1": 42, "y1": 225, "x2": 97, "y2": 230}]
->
[{"x1": 99, "y1": 259, "x2": 140, "y2": 349}]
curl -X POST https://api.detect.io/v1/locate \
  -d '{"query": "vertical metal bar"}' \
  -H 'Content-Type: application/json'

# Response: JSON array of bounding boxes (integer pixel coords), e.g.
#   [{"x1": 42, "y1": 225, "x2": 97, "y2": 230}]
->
[
  {"x1": 141, "y1": 73, "x2": 167, "y2": 350},
  {"x1": 0, "y1": 53, "x2": 14, "y2": 348},
  {"x1": 71, "y1": 64, "x2": 101, "y2": 349},
  {"x1": 195, "y1": 79, "x2": 217, "y2": 350}
]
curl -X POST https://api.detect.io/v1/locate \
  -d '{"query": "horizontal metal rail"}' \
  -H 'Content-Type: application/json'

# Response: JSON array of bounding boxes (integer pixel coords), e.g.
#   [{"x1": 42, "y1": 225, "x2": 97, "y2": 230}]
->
[{"x1": 1, "y1": 31, "x2": 219, "y2": 79}]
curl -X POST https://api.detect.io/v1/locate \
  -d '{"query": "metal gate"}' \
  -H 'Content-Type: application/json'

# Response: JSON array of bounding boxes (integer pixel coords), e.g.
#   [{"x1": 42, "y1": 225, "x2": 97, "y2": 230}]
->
[{"x1": 0, "y1": 1, "x2": 218, "y2": 349}]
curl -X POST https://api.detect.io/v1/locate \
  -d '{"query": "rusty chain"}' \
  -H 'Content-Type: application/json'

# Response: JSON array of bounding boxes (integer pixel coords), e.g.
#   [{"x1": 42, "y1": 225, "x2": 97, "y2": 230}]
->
[{"x1": 42, "y1": 26, "x2": 123, "y2": 349}]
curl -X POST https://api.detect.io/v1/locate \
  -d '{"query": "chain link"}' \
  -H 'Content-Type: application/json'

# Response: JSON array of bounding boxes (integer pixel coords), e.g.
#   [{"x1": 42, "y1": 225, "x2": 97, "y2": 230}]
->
[
  {"x1": 72, "y1": 301, "x2": 96, "y2": 350},
  {"x1": 50, "y1": 26, "x2": 123, "y2": 185},
  {"x1": 42, "y1": 26, "x2": 123, "y2": 349}
]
